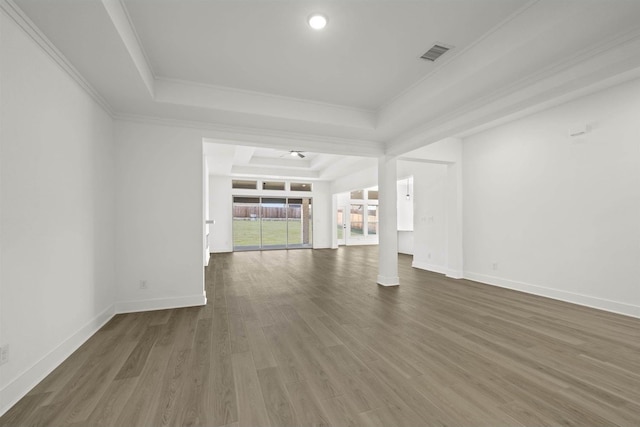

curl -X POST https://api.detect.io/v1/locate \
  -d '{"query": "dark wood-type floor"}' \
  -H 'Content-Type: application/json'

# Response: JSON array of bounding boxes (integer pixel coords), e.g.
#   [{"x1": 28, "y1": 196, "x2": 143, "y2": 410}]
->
[{"x1": 2, "y1": 246, "x2": 640, "y2": 426}]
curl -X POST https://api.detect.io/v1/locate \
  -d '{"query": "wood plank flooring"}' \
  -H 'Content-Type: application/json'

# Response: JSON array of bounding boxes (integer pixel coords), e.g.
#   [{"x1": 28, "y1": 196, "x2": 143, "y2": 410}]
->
[{"x1": 2, "y1": 246, "x2": 640, "y2": 426}]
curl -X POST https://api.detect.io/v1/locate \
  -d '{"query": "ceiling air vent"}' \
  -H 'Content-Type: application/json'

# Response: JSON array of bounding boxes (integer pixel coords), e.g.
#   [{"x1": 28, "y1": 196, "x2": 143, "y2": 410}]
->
[{"x1": 420, "y1": 44, "x2": 450, "y2": 62}]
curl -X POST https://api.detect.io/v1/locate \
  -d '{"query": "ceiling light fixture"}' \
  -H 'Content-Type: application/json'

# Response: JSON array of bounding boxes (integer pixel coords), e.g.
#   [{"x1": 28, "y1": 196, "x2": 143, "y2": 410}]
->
[
  {"x1": 290, "y1": 150, "x2": 306, "y2": 159},
  {"x1": 308, "y1": 14, "x2": 327, "y2": 30}
]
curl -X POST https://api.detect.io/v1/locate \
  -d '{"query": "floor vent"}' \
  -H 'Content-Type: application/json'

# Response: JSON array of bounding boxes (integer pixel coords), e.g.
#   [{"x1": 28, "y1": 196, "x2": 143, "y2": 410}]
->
[{"x1": 421, "y1": 44, "x2": 450, "y2": 62}]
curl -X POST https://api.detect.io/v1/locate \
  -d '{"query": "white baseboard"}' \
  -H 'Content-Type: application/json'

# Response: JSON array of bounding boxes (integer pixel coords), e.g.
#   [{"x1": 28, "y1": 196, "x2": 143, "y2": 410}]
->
[
  {"x1": 464, "y1": 271, "x2": 640, "y2": 319},
  {"x1": 345, "y1": 240, "x2": 379, "y2": 246},
  {"x1": 446, "y1": 269, "x2": 464, "y2": 279},
  {"x1": 377, "y1": 275, "x2": 400, "y2": 286},
  {"x1": 115, "y1": 293, "x2": 207, "y2": 314},
  {"x1": 0, "y1": 304, "x2": 116, "y2": 417},
  {"x1": 412, "y1": 260, "x2": 447, "y2": 275}
]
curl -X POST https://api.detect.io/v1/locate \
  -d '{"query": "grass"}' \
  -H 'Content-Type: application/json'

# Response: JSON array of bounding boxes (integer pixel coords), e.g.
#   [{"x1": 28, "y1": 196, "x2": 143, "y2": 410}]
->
[{"x1": 233, "y1": 219, "x2": 312, "y2": 247}]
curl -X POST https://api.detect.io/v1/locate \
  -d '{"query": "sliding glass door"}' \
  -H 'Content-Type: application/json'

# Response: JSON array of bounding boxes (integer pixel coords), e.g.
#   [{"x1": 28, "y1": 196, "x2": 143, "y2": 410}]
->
[
  {"x1": 233, "y1": 197, "x2": 312, "y2": 251},
  {"x1": 287, "y1": 198, "x2": 312, "y2": 248},
  {"x1": 232, "y1": 197, "x2": 261, "y2": 250},
  {"x1": 261, "y1": 198, "x2": 288, "y2": 249}
]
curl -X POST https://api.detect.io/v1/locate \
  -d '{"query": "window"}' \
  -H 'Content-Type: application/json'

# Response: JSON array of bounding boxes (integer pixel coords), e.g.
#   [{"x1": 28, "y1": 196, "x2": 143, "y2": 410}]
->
[
  {"x1": 291, "y1": 182, "x2": 312, "y2": 191},
  {"x1": 263, "y1": 181, "x2": 285, "y2": 190},
  {"x1": 367, "y1": 205, "x2": 378, "y2": 235},
  {"x1": 350, "y1": 190, "x2": 364, "y2": 200},
  {"x1": 232, "y1": 180, "x2": 257, "y2": 190},
  {"x1": 346, "y1": 188, "x2": 379, "y2": 240},
  {"x1": 350, "y1": 204, "x2": 364, "y2": 237}
]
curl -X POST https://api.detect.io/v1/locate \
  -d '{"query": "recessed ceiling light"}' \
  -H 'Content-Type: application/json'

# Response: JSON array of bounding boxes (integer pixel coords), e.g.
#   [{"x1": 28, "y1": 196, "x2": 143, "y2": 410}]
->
[{"x1": 308, "y1": 14, "x2": 327, "y2": 30}]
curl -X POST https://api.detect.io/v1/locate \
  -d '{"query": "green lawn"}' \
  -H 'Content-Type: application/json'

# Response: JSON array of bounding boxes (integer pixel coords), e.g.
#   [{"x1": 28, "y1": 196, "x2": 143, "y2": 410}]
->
[{"x1": 233, "y1": 219, "x2": 312, "y2": 247}]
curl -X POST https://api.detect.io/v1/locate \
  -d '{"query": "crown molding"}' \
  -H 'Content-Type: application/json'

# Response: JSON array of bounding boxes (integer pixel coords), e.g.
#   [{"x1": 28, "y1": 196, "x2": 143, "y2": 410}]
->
[
  {"x1": 115, "y1": 113, "x2": 384, "y2": 157},
  {"x1": 0, "y1": 0, "x2": 114, "y2": 116},
  {"x1": 154, "y1": 78, "x2": 376, "y2": 130}
]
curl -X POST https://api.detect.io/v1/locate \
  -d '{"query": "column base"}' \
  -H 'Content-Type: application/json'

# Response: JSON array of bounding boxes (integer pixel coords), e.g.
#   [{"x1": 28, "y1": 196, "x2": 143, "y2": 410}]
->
[{"x1": 377, "y1": 275, "x2": 400, "y2": 286}]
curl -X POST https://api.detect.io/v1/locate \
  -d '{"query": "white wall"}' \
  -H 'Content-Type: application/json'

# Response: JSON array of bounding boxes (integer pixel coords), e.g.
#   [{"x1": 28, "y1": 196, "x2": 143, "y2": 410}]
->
[
  {"x1": 115, "y1": 121, "x2": 205, "y2": 312},
  {"x1": 397, "y1": 177, "x2": 413, "y2": 231},
  {"x1": 398, "y1": 162, "x2": 449, "y2": 272},
  {"x1": 397, "y1": 178, "x2": 414, "y2": 254},
  {"x1": 397, "y1": 231, "x2": 414, "y2": 255},
  {"x1": 203, "y1": 156, "x2": 210, "y2": 266},
  {"x1": 330, "y1": 164, "x2": 377, "y2": 194},
  {"x1": 311, "y1": 181, "x2": 332, "y2": 249},
  {"x1": 463, "y1": 78, "x2": 640, "y2": 318},
  {"x1": 405, "y1": 137, "x2": 462, "y2": 163},
  {"x1": 209, "y1": 175, "x2": 233, "y2": 252},
  {"x1": 1, "y1": 11, "x2": 115, "y2": 413}
]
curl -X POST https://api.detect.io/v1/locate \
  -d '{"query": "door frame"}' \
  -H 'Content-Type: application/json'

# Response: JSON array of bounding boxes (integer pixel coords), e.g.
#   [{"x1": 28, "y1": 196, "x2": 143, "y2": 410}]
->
[{"x1": 336, "y1": 206, "x2": 346, "y2": 246}]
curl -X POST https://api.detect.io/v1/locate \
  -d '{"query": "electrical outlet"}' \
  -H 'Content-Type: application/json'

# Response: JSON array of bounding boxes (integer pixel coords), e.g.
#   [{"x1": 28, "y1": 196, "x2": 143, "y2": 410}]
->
[
  {"x1": 492, "y1": 263, "x2": 498, "y2": 271},
  {"x1": 0, "y1": 344, "x2": 9, "y2": 365},
  {"x1": 139, "y1": 280, "x2": 149, "y2": 290}
]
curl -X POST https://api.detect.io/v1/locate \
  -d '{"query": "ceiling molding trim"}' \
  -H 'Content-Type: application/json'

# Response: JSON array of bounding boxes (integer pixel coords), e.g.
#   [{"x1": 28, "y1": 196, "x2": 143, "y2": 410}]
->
[
  {"x1": 154, "y1": 78, "x2": 376, "y2": 130},
  {"x1": 101, "y1": 0, "x2": 156, "y2": 97},
  {"x1": 378, "y1": 0, "x2": 540, "y2": 114},
  {"x1": 386, "y1": 30, "x2": 640, "y2": 156},
  {"x1": 0, "y1": 0, "x2": 114, "y2": 116},
  {"x1": 398, "y1": 157, "x2": 451, "y2": 166},
  {"x1": 115, "y1": 113, "x2": 384, "y2": 157}
]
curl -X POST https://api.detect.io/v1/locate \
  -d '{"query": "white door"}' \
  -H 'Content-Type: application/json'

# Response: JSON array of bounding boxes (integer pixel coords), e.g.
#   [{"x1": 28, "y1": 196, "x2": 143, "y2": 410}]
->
[{"x1": 336, "y1": 207, "x2": 346, "y2": 245}]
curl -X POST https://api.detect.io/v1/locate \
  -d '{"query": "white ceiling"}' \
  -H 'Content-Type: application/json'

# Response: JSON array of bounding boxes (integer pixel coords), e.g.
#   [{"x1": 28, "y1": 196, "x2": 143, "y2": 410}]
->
[
  {"x1": 123, "y1": 0, "x2": 527, "y2": 110},
  {"x1": 8, "y1": 0, "x2": 640, "y2": 180},
  {"x1": 204, "y1": 143, "x2": 376, "y2": 181}
]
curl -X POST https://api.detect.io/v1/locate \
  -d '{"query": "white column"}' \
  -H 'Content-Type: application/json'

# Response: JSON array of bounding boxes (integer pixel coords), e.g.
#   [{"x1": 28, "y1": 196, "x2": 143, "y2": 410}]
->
[
  {"x1": 445, "y1": 162, "x2": 463, "y2": 278},
  {"x1": 377, "y1": 155, "x2": 399, "y2": 286}
]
